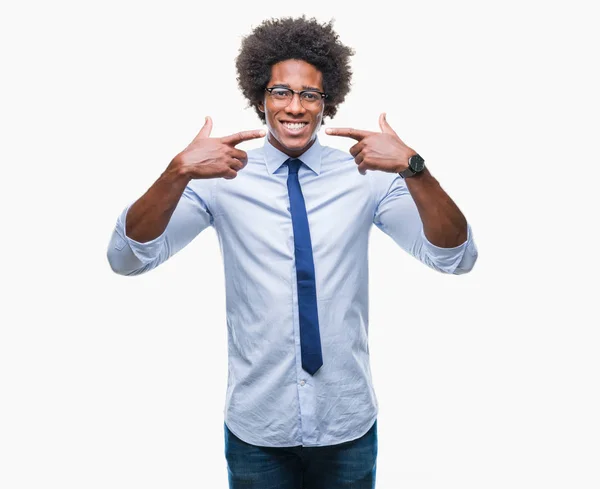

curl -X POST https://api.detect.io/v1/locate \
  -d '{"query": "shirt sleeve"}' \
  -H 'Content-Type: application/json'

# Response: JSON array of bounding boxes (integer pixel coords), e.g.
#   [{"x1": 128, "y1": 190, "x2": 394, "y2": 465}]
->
[
  {"x1": 372, "y1": 173, "x2": 478, "y2": 275},
  {"x1": 107, "y1": 180, "x2": 214, "y2": 276}
]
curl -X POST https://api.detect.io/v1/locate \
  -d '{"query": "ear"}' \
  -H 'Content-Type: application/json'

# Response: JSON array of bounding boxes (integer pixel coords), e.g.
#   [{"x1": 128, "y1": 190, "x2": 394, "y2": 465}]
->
[{"x1": 258, "y1": 102, "x2": 265, "y2": 113}]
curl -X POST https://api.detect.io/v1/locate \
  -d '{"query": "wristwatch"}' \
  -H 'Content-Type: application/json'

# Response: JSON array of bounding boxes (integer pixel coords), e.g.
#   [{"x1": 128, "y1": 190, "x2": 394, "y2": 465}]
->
[{"x1": 399, "y1": 153, "x2": 425, "y2": 178}]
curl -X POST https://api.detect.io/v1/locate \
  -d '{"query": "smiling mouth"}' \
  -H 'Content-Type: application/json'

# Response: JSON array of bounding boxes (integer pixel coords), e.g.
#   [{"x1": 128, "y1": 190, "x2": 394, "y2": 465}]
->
[{"x1": 281, "y1": 121, "x2": 309, "y2": 133}]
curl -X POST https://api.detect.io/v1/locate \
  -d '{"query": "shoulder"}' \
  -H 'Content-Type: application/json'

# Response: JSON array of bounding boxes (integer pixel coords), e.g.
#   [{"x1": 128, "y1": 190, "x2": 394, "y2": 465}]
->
[
  {"x1": 369, "y1": 170, "x2": 408, "y2": 204},
  {"x1": 319, "y1": 142, "x2": 354, "y2": 166},
  {"x1": 186, "y1": 176, "x2": 216, "y2": 202},
  {"x1": 320, "y1": 140, "x2": 403, "y2": 194},
  {"x1": 318, "y1": 142, "x2": 355, "y2": 177},
  {"x1": 246, "y1": 144, "x2": 266, "y2": 160}
]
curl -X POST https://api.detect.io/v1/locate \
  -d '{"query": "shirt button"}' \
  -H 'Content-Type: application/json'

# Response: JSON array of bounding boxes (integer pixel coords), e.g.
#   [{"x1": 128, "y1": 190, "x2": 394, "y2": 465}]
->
[{"x1": 299, "y1": 380, "x2": 306, "y2": 386}]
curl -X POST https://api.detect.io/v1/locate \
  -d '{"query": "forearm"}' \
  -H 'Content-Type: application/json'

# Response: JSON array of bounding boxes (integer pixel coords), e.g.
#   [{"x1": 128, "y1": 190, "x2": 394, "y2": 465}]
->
[
  {"x1": 404, "y1": 168, "x2": 468, "y2": 248},
  {"x1": 126, "y1": 158, "x2": 191, "y2": 243}
]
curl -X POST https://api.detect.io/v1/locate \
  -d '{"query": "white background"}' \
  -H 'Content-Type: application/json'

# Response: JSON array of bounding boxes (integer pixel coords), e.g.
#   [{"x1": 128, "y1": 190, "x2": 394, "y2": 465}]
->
[{"x1": 1, "y1": 0, "x2": 599, "y2": 488}]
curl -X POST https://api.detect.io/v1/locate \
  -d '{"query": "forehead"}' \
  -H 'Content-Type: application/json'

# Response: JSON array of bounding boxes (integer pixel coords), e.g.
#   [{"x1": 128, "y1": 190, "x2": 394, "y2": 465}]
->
[{"x1": 268, "y1": 59, "x2": 323, "y2": 89}]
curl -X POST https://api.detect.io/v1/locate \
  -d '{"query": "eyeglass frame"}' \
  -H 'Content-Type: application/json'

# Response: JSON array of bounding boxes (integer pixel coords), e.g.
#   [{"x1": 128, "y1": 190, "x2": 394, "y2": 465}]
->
[{"x1": 264, "y1": 86, "x2": 329, "y2": 108}]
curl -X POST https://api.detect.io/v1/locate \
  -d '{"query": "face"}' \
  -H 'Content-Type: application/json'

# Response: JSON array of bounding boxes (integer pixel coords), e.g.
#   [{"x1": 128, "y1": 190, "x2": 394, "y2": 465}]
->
[{"x1": 258, "y1": 59, "x2": 325, "y2": 158}]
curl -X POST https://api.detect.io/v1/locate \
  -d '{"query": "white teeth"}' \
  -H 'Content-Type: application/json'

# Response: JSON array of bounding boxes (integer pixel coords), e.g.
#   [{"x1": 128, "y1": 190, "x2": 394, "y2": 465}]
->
[{"x1": 283, "y1": 122, "x2": 307, "y2": 130}]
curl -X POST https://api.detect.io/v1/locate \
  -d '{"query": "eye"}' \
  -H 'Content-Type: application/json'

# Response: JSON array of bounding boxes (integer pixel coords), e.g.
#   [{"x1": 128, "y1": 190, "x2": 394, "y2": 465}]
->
[
  {"x1": 271, "y1": 89, "x2": 291, "y2": 99},
  {"x1": 301, "y1": 92, "x2": 319, "y2": 101}
]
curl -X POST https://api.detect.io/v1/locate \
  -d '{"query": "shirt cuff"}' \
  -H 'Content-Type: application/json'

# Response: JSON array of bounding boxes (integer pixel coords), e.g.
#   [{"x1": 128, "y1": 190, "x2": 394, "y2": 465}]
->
[
  {"x1": 115, "y1": 203, "x2": 167, "y2": 265},
  {"x1": 420, "y1": 224, "x2": 477, "y2": 274}
]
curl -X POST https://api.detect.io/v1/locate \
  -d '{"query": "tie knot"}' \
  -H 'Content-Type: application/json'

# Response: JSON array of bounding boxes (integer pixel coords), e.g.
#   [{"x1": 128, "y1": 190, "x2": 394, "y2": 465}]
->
[{"x1": 286, "y1": 158, "x2": 302, "y2": 175}]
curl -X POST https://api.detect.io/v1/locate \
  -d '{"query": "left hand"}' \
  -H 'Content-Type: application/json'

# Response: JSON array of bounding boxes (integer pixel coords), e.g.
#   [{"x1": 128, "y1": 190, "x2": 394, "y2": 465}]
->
[{"x1": 325, "y1": 113, "x2": 417, "y2": 175}]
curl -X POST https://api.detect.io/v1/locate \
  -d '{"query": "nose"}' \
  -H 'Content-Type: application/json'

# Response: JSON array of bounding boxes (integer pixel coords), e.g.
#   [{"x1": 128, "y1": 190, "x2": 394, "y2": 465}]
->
[{"x1": 285, "y1": 93, "x2": 306, "y2": 114}]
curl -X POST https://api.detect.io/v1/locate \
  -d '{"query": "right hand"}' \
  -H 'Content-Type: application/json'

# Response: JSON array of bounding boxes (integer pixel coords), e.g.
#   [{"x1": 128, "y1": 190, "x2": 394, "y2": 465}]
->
[{"x1": 170, "y1": 116, "x2": 266, "y2": 180}]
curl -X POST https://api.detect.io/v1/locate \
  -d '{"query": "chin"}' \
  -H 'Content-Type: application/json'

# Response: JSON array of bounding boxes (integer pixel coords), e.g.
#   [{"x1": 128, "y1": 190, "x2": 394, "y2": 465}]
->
[
  {"x1": 283, "y1": 137, "x2": 310, "y2": 150},
  {"x1": 275, "y1": 132, "x2": 315, "y2": 153}
]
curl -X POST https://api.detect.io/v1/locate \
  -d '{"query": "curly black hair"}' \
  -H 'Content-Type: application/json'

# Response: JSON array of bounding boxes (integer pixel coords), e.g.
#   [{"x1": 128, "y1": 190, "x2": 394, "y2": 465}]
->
[{"x1": 235, "y1": 16, "x2": 355, "y2": 123}]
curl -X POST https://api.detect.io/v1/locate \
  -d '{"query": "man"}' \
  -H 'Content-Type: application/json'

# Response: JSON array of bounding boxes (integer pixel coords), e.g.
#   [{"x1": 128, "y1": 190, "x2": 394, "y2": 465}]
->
[{"x1": 107, "y1": 16, "x2": 478, "y2": 489}]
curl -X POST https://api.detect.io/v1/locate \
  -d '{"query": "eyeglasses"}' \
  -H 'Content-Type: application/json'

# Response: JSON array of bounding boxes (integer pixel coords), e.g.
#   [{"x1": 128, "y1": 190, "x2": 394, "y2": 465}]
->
[{"x1": 265, "y1": 87, "x2": 328, "y2": 109}]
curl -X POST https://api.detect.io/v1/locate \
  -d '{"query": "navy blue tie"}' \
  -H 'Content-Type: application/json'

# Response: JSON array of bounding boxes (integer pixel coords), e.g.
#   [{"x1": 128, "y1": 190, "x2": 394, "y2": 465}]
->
[{"x1": 286, "y1": 158, "x2": 323, "y2": 375}]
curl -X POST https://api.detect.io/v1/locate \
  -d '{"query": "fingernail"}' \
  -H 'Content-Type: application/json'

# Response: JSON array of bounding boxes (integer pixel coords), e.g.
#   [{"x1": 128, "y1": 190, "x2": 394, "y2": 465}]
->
[
  {"x1": 260, "y1": 130, "x2": 266, "y2": 136},
  {"x1": 325, "y1": 128, "x2": 332, "y2": 134}
]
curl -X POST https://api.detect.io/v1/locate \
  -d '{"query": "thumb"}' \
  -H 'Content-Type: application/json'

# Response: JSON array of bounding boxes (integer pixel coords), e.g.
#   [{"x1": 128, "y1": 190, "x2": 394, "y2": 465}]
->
[
  {"x1": 196, "y1": 116, "x2": 213, "y2": 139},
  {"x1": 378, "y1": 112, "x2": 398, "y2": 136}
]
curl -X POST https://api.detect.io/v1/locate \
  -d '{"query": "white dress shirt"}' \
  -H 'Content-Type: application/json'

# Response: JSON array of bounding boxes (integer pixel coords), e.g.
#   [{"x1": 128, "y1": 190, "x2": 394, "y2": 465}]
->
[{"x1": 107, "y1": 136, "x2": 478, "y2": 447}]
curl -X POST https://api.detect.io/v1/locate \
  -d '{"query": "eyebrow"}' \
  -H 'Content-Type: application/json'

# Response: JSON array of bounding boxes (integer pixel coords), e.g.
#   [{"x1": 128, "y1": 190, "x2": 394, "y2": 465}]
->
[{"x1": 270, "y1": 83, "x2": 322, "y2": 91}]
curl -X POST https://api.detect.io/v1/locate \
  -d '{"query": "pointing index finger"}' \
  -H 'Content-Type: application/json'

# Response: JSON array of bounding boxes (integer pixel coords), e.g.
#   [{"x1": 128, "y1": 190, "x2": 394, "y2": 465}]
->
[
  {"x1": 221, "y1": 129, "x2": 266, "y2": 146},
  {"x1": 325, "y1": 127, "x2": 372, "y2": 141}
]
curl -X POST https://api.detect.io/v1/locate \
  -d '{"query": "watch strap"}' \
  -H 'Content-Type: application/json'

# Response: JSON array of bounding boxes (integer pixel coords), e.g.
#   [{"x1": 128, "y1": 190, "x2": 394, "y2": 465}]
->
[{"x1": 399, "y1": 167, "x2": 416, "y2": 178}]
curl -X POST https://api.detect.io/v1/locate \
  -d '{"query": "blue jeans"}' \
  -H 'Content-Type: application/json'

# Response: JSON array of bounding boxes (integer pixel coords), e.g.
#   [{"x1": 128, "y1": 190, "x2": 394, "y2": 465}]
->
[{"x1": 224, "y1": 420, "x2": 377, "y2": 489}]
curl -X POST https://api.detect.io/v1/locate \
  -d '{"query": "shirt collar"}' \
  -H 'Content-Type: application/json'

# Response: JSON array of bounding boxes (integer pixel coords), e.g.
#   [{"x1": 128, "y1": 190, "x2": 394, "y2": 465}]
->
[{"x1": 263, "y1": 135, "x2": 322, "y2": 175}]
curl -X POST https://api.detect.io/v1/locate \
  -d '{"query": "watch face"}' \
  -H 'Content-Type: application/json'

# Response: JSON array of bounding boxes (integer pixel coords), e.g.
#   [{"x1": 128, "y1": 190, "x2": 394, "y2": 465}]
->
[{"x1": 410, "y1": 154, "x2": 425, "y2": 172}]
